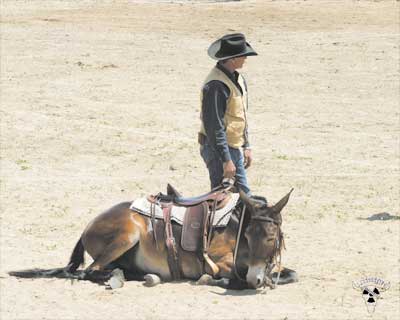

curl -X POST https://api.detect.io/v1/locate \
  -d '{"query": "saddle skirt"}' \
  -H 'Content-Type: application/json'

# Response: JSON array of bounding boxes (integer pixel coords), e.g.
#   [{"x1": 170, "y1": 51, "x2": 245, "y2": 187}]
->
[{"x1": 130, "y1": 193, "x2": 240, "y2": 228}]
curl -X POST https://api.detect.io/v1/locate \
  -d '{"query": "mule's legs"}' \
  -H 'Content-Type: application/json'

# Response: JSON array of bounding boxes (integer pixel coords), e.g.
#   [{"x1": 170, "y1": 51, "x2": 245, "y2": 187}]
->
[
  {"x1": 196, "y1": 274, "x2": 230, "y2": 288},
  {"x1": 82, "y1": 235, "x2": 138, "y2": 283},
  {"x1": 272, "y1": 267, "x2": 298, "y2": 285},
  {"x1": 87, "y1": 236, "x2": 138, "y2": 271},
  {"x1": 81, "y1": 206, "x2": 144, "y2": 283},
  {"x1": 196, "y1": 275, "x2": 251, "y2": 290},
  {"x1": 123, "y1": 269, "x2": 145, "y2": 281}
]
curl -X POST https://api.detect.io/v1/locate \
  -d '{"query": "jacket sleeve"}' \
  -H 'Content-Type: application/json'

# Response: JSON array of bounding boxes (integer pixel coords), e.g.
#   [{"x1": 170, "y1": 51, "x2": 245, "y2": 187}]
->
[
  {"x1": 201, "y1": 80, "x2": 231, "y2": 162},
  {"x1": 241, "y1": 76, "x2": 250, "y2": 149}
]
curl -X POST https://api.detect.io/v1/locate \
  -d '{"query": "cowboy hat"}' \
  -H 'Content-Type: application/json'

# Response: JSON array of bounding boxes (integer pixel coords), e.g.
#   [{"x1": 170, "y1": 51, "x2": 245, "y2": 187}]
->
[{"x1": 208, "y1": 33, "x2": 258, "y2": 60}]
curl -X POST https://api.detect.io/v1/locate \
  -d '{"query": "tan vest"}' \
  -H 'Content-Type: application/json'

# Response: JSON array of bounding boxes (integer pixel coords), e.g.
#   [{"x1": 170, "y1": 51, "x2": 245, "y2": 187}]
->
[{"x1": 200, "y1": 67, "x2": 248, "y2": 148}]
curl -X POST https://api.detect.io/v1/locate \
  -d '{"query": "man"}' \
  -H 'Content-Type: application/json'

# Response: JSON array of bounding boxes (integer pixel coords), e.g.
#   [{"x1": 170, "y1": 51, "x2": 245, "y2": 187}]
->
[{"x1": 199, "y1": 33, "x2": 257, "y2": 195}]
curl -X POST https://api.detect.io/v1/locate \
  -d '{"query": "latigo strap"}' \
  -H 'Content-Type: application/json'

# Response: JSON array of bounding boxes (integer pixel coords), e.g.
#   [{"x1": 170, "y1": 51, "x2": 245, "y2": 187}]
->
[{"x1": 163, "y1": 206, "x2": 181, "y2": 280}]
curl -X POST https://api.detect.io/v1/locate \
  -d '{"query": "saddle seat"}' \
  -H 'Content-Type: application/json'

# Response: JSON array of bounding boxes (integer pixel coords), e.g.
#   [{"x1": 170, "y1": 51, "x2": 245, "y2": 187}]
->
[{"x1": 166, "y1": 183, "x2": 229, "y2": 207}]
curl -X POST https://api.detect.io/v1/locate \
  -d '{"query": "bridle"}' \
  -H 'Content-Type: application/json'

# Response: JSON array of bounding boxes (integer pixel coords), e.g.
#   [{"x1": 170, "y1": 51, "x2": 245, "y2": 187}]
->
[
  {"x1": 252, "y1": 215, "x2": 285, "y2": 289},
  {"x1": 233, "y1": 205, "x2": 285, "y2": 289}
]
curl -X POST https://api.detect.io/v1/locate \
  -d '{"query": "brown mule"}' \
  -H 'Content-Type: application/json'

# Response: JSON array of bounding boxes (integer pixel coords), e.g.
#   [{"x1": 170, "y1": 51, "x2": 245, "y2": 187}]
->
[{"x1": 9, "y1": 190, "x2": 297, "y2": 289}]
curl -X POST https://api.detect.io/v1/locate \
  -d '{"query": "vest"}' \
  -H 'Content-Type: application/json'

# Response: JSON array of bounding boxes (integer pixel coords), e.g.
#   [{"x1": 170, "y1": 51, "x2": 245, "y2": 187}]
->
[{"x1": 200, "y1": 67, "x2": 248, "y2": 149}]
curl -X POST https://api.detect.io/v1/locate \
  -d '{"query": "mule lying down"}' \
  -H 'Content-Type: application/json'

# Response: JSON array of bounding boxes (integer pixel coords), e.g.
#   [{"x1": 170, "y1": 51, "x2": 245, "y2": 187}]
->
[{"x1": 9, "y1": 187, "x2": 298, "y2": 290}]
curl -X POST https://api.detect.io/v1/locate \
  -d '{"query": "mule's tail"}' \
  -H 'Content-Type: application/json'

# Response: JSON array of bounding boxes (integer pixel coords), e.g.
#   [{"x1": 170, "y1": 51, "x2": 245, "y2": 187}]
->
[
  {"x1": 67, "y1": 237, "x2": 85, "y2": 273},
  {"x1": 8, "y1": 267, "x2": 73, "y2": 279},
  {"x1": 8, "y1": 237, "x2": 85, "y2": 279}
]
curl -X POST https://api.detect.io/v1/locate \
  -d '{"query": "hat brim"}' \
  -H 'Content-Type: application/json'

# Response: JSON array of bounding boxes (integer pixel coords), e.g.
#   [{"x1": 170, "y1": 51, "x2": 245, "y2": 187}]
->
[{"x1": 208, "y1": 40, "x2": 258, "y2": 60}]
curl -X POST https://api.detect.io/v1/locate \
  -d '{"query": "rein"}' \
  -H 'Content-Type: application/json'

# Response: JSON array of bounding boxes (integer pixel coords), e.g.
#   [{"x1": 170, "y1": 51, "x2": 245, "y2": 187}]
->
[
  {"x1": 263, "y1": 226, "x2": 285, "y2": 289},
  {"x1": 233, "y1": 204, "x2": 246, "y2": 281}
]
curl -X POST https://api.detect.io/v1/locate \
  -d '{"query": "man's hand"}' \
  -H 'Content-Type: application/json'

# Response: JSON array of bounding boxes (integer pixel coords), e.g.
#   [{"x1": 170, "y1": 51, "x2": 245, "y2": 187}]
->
[
  {"x1": 244, "y1": 148, "x2": 253, "y2": 169},
  {"x1": 223, "y1": 160, "x2": 236, "y2": 179}
]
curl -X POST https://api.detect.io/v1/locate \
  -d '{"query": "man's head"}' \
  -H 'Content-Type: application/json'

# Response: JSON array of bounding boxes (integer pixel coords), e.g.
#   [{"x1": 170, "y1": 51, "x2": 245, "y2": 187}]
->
[{"x1": 208, "y1": 33, "x2": 257, "y2": 62}]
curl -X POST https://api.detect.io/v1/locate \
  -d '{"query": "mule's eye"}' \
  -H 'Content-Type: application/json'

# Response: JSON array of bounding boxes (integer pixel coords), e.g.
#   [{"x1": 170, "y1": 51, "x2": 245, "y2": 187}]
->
[{"x1": 253, "y1": 224, "x2": 263, "y2": 234}]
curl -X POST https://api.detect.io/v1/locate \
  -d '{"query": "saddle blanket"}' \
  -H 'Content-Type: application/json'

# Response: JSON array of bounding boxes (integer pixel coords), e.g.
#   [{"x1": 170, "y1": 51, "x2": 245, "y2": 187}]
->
[{"x1": 130, "y1": 193, "x2": 240, "y2": 228}]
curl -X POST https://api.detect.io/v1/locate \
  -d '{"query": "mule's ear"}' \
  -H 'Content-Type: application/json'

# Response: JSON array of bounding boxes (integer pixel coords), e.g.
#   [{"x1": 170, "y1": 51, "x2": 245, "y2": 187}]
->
[
  {"x1": 239, "y1": 189, "x2": 260, "y2": 211},
  {"x1": 272, "y1": 188, "x2": 294, "y2": 214}
]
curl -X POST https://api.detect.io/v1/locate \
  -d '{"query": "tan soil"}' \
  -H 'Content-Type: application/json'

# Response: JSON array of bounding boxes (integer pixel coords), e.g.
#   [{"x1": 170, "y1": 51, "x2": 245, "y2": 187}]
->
[{"x1": 1, "y1": 0, "x2": 399, "y2": 319}]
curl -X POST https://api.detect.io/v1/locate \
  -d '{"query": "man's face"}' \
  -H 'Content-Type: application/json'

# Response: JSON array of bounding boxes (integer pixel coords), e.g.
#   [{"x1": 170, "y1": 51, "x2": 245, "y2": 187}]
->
[{"x1": 234, "y1": 56, "x2": 247, "y2": 69}]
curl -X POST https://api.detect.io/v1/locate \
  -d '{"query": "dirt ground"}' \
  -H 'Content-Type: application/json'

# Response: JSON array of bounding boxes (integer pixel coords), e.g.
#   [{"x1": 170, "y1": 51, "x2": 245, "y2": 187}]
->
[{"x1": 1, "y1": 0, "x2": 399, "y2": 319}]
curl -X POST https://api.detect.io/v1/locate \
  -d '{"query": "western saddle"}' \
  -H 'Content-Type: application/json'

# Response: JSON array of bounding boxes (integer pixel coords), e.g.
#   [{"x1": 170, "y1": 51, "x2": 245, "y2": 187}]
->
[{"x1": 147, "y1": 180, "x2": 234, "y2": 280}]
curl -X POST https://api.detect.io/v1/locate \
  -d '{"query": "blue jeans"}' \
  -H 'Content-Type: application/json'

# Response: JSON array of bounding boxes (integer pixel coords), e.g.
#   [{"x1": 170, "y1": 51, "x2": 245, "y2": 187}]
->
[{"x1": 200, "y1": 143, "x2": 251, "y2": 195}]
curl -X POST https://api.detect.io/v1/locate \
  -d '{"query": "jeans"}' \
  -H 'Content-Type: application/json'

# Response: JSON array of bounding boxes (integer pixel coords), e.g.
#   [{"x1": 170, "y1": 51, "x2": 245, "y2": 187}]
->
[{"x1": 200, "y1": 143, "x2": 251, "y2": 195}]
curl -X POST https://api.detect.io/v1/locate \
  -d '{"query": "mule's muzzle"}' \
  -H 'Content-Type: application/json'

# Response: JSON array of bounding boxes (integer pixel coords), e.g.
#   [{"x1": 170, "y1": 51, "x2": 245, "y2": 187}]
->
[{"x1": 246, "y1": 262, "x2": 268, "y2": 289}]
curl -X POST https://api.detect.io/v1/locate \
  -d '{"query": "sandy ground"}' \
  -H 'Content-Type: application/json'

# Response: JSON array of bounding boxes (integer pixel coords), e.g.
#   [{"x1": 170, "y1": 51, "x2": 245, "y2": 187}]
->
[{"x1": 1, "y1": 0, "x2": 399, "y2": 319}]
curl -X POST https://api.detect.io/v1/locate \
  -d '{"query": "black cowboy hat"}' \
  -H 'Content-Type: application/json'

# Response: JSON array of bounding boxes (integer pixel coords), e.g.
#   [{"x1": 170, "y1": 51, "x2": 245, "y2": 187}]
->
[{"x1": 208, "y1": 33, "x2": 258, "y2": 60}]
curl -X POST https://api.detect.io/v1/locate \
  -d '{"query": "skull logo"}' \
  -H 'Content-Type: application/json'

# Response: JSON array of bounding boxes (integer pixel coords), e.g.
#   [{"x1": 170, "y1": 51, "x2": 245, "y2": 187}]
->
[
  {"x1": 353, "y1": 277, "x2": 390, "y2": 314},
  {"x1": 362, "y1": 286, "x2": 380, "y2": 313}
]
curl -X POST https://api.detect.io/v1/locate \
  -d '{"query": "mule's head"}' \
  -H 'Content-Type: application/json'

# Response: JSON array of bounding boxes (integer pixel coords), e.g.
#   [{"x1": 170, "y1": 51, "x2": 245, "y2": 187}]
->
[{"x1": 240, "y1": 189, "x2": 293, "y2": 289}]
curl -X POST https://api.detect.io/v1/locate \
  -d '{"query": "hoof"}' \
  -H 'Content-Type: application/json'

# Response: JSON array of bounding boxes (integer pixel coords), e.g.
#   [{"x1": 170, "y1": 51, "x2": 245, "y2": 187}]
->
[
  {"x1": 143, "y1": 274, "x2": 161, "y2": 287},
  {"x1": 272, "y1": 268, "x2": 298, "y2": 285},
  {"x1": 106, "y1": 269, "x2": 125, "y2": 289},
  {"x1": 196, "y1": 274, "x2": 213, "y2": 286}
]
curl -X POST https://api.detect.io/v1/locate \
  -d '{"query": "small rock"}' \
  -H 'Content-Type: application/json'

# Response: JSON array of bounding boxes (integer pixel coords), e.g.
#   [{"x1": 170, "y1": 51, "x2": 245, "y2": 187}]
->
[
  {"x1": 106, "y1": 269, "x2": 125, "y2": 290},
  {"x1": 101, "y1": 64, "x2": 118, "y2": 69}
]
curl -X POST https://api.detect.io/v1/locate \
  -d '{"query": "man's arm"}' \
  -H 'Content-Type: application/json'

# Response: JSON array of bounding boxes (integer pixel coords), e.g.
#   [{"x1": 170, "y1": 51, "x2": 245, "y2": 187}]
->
[
  {"x1": 240, "y1": 75, "x2": 252, "y2": 168},
  {"x1": 201, "y1": 80, "x2": 231, "y2": 162},
  {"x1": 241, "y1": 75, "x2": 250, "y2": 149}
]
